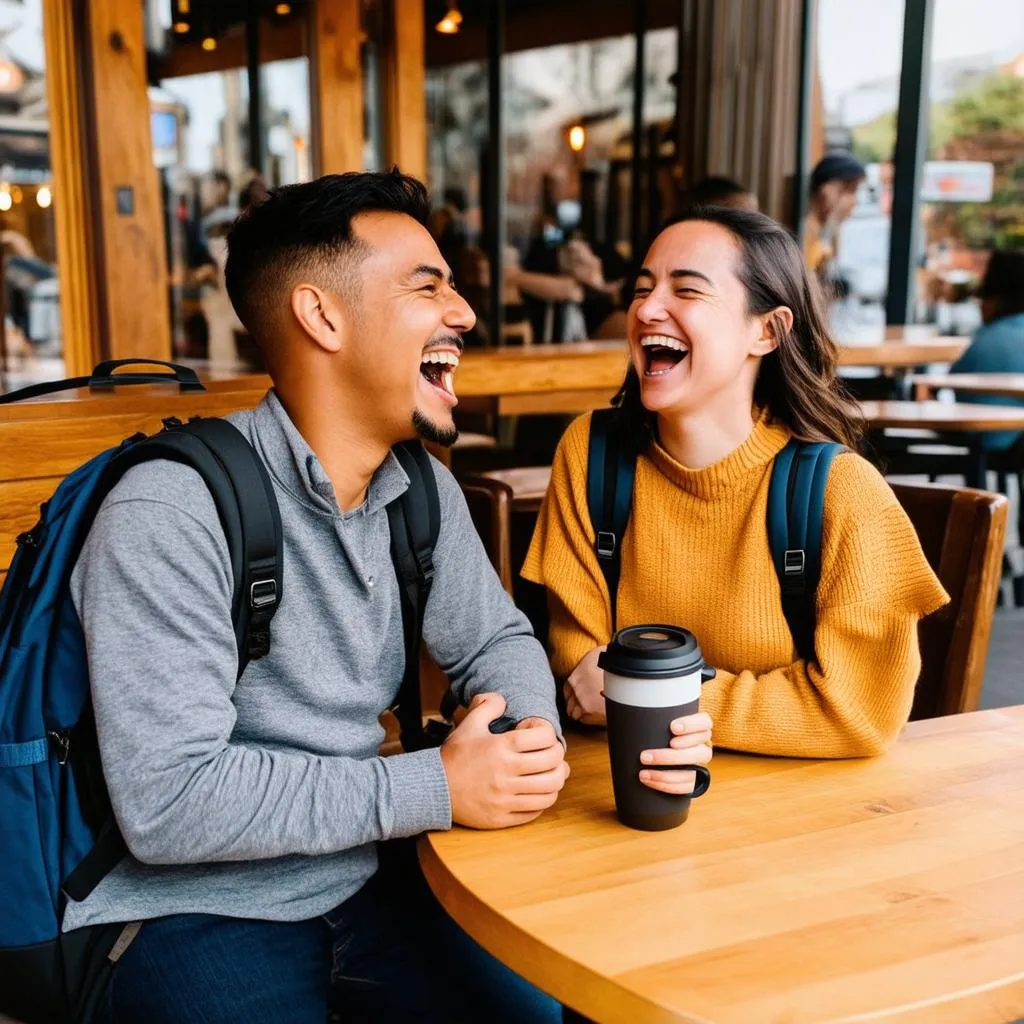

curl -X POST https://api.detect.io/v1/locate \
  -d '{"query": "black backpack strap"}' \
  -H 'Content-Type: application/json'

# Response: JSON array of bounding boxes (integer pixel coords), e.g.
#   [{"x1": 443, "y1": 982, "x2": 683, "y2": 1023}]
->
[
  {"x1": 63, "y1": 418, "x2": 282, "y2": 907},
  {"x1": 767, "y1": 439, "x2": 843, "y2": 665},
  {"x1": 387, "y1": 442, "x2": 443, "y2": 752},
  {"x1": 586, "y1": 409, "x2": 636, "y2": 631},
  {"x1": 107, "y1": 417, "x2": 283, "y2": 678}
]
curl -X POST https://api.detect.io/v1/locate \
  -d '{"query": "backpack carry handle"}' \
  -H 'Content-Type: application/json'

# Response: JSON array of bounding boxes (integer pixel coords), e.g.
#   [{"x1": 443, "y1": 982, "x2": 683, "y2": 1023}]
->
[
  {"x1": 0, "y1": 359, "x2": 207, "y2": 405},
  {"x1": 89, "y1": 359, "x2": 205, "y2": 393}
]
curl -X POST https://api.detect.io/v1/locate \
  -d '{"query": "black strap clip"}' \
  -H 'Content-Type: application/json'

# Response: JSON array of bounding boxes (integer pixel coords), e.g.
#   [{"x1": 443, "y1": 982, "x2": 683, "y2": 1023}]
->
[
  {"x1": 781, "y1": 549, "x2": 807, "y2": 595},
  {"x1": 596, "y1": 531, "x2": 617, "y2": 560},
  {"x1": 250, "y1": 579, "x2": 278, "y2": 610}
]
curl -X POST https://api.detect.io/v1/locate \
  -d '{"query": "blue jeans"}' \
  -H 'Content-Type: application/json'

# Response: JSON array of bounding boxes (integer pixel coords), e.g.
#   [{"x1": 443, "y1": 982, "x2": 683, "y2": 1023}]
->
[{"x1": 93, "y1": 841, "x2": 561, "y2": 1023}]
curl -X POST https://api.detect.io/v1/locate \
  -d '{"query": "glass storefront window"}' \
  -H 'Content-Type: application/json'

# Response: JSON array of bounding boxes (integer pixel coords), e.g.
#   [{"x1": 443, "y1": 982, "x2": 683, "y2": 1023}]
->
[
  {"x1": 0, "y1": 0, "x2": 63, "y2": 391},
  {"x1": 145, "y1": 0, "x2": 312, "y2": 370},
  {"x1": 915, "y1": 0, "x2": 1024, "y2": 335},
  {"x1": 810, "y1": 0, "x2": 905, "y2": 340}
]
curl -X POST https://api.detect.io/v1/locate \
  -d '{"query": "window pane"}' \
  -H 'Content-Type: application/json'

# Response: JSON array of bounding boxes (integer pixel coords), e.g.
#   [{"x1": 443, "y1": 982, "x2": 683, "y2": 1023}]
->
[
  {"x1": 810, "y1": 0, "x2": 905, "y2": 340},
  {"x1": 0, "y1": 0, "x2": 63, "y2": 391},
  {"x1": 503, "y1": 29, "x2": 676, "y2": 345},
  {"x1": 915, "y1": 0, "x2": 1024, "y2": 335},
  {"x1": 145, "y1": 1, "x2": 312, "y2": 370}
]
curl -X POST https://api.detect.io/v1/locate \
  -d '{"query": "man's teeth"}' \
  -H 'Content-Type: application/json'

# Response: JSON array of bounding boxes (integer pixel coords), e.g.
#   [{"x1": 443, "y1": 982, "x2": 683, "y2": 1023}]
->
[
  {"x1": 640, "y1": 336, "x2": 688, "y2": 352},
  {"x1": 421, "y1": 351, "x2": 460, "y2": 367},
  {"x1": 442, "y1": 370, "x2": 454, "y2": 395}
]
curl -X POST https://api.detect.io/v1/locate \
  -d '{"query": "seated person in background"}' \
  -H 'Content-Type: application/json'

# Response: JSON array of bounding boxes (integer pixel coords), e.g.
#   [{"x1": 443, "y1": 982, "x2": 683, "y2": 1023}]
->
[
  {"x1": 72, "y1": 171, "x2": 565, "y2": 1024},
  {"x1": 949, "y1": 249, "x2": 1024, "y2": 453},
  {"x1": 681, "y1": 175, "x2": 759, "y2": 212},
  {"x1": 524, "y1": 207, "x2": 948, "y2": 793}
]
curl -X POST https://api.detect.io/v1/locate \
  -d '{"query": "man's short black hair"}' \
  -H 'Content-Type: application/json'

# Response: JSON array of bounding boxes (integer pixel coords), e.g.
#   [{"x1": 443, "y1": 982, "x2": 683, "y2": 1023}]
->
[{"x1": 225, "y1": 169, "x2": 430, "y2": 344}]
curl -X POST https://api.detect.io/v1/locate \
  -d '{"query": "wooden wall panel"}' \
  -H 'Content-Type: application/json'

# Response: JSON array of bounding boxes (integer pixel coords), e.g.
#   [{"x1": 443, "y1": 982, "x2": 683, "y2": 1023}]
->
[
  {"x1": 311, "y1": 0, "x2": 364, "y2": 174},
  {"x1": 381, "y1": 0, "x2": 426, "y2": 180},
  {"x1": 40, "y1": 0, "x2": 101, "y2": 377},
  {"x1": 675, "y1": 0, "x2": 804, "y2": 225},
  {"x1": 84, "y1": 0, "x2": 172, "y2": 363}
]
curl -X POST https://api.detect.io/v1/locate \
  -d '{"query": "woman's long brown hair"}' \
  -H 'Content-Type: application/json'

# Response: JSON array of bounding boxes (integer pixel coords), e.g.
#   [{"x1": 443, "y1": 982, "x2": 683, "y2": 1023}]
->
[{"x1": 613, "y1": 205, "x2": 864, "y2": 454}]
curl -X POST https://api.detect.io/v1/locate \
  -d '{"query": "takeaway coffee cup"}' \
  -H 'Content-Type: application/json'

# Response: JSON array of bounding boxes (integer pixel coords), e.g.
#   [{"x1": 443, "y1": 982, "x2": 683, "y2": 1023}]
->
[{"x1": 598, "y1": 625, "x2": 715, "y2": 831}]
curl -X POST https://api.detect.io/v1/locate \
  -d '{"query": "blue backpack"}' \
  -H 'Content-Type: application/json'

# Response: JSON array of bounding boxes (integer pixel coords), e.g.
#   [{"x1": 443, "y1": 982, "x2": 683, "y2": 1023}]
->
[
  {"x1": 586, "y1": 408, "x2": 843, "y2": 662},
  {"x1": 0, "y1": 365, "x2": 443, "y2": 1024}
]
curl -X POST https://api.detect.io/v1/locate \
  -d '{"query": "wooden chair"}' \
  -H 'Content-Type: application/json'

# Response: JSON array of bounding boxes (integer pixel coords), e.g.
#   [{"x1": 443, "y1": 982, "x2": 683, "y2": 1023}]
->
[
  {"x1": 892, "y1": 482, "x2": 1007, "y2": 720},
  {"x1": 461, "y1": 470, "x2": 1007, "y2": 723},
  {"x1": 460, "y1": 468, "x2": 551, "y2": 595}
]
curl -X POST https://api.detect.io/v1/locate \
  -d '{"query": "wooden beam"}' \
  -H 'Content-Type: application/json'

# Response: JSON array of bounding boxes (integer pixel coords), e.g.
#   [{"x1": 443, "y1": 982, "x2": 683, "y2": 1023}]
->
[
  {"x1": 310, "y1": 0, "x2": 364, "y2": 174},
  {"x1": 382, "y1": 0, "x2": 426, "y2": 179},
  {"x1": 153, "y1": 16, "x2": 308, "y2": 80},
  {"x1": 40, "y1": 0, "x2": 101, "y2": 376},
  {"x1": 426, "y1": 0, "x2": 679, "y2": 68},
  {"x1": 84, "y1": 0, "x2": 171, "y2": 362}
]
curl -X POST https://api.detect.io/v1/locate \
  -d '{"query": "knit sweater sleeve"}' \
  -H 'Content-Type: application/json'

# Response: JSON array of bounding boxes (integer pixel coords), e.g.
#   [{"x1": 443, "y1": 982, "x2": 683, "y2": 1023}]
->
[
  {"x1": 522, "y1": 414, "x2": 612, "y2": 680},
  {"x1": 703, "y1": 453, "x2": 949, "y2": 758}
]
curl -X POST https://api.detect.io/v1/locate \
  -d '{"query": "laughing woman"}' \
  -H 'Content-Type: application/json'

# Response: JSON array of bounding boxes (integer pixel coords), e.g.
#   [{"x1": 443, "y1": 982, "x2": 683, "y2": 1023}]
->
[{"x1": 523, "y1": 207, "x2": 948, "y2": 790}]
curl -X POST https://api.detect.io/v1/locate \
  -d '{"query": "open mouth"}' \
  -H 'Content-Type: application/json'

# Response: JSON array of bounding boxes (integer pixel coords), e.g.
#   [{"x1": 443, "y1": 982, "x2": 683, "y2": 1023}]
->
[
  {"x1": 419, "y1": 348, "x2": 460, "y2": 406},
  {"x1": 641, "y1": 335, "x2": 689, "y2": 377}
]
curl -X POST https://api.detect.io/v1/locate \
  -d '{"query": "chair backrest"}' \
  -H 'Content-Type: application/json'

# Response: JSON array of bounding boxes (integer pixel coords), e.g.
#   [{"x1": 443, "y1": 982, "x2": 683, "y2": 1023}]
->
[
  {"x1": 890, "y1": 482, "x2": 1008, "y2": 719},
  {"x1": 460, "y1": 476, "x2": 515, "y2": 593},
  {"x1": 0, "y1": 382, "x2": 269, "y2": 580},
  {"x1": 461, "y1": 472, "x2": 1006, "y2": 723}
]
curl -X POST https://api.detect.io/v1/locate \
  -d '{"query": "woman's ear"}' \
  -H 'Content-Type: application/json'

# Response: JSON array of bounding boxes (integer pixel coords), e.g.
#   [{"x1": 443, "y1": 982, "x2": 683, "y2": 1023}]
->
[{"x1": 753, "y1": 306, "x2": 794, "y2": 357}]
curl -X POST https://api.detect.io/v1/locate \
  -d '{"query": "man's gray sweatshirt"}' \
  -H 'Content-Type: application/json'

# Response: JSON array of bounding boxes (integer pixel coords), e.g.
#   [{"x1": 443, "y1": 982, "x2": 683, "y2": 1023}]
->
[{"x1": 64, "y1": 390, "x2": 558, "y2": 931}]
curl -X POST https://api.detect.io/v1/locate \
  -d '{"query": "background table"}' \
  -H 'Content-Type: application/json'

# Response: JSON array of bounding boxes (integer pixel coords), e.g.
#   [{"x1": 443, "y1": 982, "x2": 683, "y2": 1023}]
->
[
  {"x1": 420, "y1": 708, "x2": 1024, "y2": 1024},
  {"x1": 911, "y1": 374, "x2": 1024, "y2": 402},
  {"x1": 860, "y1": 400, "x2": 1024, "y2": 433}
]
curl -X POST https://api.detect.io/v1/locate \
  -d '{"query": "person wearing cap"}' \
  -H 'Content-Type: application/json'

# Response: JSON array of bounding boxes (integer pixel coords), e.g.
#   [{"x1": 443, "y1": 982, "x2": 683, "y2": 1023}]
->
[{"x1": 803, "y1": 151, "x2": 866, "y2": 295}]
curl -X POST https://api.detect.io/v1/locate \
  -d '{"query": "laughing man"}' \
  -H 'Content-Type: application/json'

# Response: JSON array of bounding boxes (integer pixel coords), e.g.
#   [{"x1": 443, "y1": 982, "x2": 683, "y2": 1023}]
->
[{"x1": 69, "y1": 171, "x2": 566, "y2": 1023}]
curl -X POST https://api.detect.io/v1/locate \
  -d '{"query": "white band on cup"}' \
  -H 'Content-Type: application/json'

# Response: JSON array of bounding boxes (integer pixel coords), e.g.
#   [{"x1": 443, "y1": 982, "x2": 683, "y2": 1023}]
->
[{"x1": 603, "y1": 671, "x2": 702, "y2": 709}]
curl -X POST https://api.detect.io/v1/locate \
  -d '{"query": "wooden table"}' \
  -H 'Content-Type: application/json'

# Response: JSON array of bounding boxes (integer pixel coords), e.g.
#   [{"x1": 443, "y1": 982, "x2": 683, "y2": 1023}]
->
[
  {"x1": 911, "y1": 374, "x2": 1024, "y2": 402},
  {"x1": 837, "y1": 338, "x2": 967, "y2": 369},
  {"x1": 420, "y1": 708, "x2": 1024, "y2": 1024},
  {"x1": 860, "y1": 400, "x2": 1024, "y2": 433}
]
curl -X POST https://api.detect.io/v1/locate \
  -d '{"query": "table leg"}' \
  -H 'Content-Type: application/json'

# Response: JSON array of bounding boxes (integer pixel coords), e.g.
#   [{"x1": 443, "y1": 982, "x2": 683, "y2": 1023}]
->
[{"x1": 967, "y1": 450, "x2": 989, "y2": 491}]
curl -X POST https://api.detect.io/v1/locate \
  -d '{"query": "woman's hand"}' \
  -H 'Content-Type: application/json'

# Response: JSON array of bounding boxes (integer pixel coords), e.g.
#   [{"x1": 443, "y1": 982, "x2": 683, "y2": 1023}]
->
[
  {"x1": 639, "y1": 712, "x2": 714, "y2": 795},
  {"x1": 564, "y1": 646, "x2": 608, "y2": 726}
]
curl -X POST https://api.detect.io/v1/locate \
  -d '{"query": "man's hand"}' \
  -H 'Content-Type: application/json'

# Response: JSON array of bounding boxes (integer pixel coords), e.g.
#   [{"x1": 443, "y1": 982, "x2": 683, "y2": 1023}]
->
[
  {"x1": 441, "y1": 693, "x2": 569, "y2": 829},
  {"x1": 564, "y1": 646, "x2": 608, "y2": 725}
]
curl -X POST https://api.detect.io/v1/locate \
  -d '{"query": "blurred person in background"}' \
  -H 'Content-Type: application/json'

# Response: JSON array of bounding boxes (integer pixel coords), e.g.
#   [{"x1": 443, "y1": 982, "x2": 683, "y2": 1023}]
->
[
  {"x1": 949, "y1": 249, "x2": 1024, "y2": 453},
  {"x1": 681, "y1": 176, "x2": 759, "y2": 212},
  {"x1": 803, "y1": 152, "x2": 865, "y2": 299}
]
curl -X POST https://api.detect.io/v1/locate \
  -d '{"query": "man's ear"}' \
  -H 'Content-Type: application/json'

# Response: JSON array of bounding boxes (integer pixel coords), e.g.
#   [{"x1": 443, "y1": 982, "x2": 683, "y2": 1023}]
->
[
  {"x1": 291, "y1": 283, "x2": 344, "y2": 354},
  {"x1": 752, "y1": 306, "x2": 793, "y2": 357}
]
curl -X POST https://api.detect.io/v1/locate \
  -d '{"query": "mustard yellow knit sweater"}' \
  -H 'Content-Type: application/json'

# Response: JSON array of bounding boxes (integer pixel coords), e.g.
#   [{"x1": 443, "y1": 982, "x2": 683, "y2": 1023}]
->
[{"x1": 523, "y1": 411, "x2": 949, "y2": 758}]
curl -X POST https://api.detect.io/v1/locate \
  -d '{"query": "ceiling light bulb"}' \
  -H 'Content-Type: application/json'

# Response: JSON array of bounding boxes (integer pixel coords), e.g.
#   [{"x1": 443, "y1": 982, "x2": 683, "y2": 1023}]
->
[
  {"x1": 0, "y1": 191, "x2": 11, "y2": 213},
  {"x1": 568, "y1": 125, "x2": 586, "y2": 152},
  {"x1": 173, "y1": 20, "x2": 189, "y2": 33},
  {"x1": 435, "y1": 2, "x2": 462, "y2": 33},
  {"x1": 275, "y1": 2, "x2": 292, "y2": 13},
  {"x1": 37, "y1": 186, "x2": 52, "y2": 209},
  {"x1": 201, "y1": 36, "x2": 217, "y2": 51}
]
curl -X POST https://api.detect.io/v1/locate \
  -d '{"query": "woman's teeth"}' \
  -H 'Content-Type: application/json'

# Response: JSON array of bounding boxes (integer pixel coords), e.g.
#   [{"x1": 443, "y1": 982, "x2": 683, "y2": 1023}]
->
[{"x1": 640, "y1": 335, "x2": 687, "y2": 352}]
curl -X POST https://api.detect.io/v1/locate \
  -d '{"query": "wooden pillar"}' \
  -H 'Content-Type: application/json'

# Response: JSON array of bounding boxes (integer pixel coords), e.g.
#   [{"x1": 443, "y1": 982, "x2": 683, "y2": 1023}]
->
[
  {"x1": 40, "y1": 0, "x2": 101, "y2": 376},
  {"x1": 381, "y1": 0, "x2": 427, "y2": 180},
  {"x1": 674, "y1": 0, "x2": 803, "y2": 224},
  {"x1": 83, "y1": 0, "x2": 171, "y2": 362},
  {"x1": 310, "y1": 0, "x2": 365, "y2": 174}
]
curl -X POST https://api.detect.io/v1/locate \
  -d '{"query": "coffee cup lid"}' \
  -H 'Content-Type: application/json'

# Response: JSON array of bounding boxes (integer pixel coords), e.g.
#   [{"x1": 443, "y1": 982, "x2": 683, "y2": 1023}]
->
[{"x1": 598, "y1": 625, "x2": 705, "y2": 679}]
